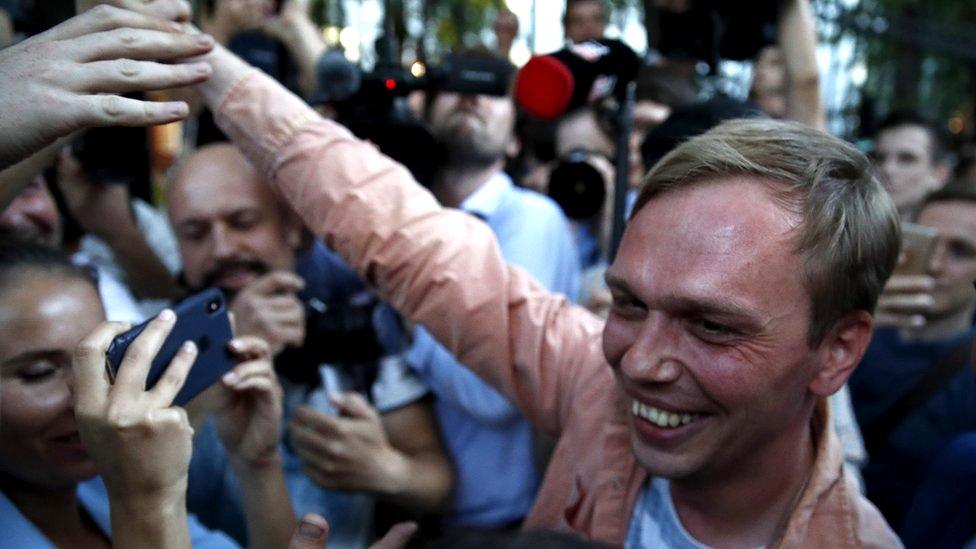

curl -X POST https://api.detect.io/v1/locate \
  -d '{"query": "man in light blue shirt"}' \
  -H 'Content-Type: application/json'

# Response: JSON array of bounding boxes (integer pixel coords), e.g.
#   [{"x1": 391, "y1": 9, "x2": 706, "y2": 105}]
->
[{"x1": 406, "y1": 50, "x2": 580, "y2": 528}]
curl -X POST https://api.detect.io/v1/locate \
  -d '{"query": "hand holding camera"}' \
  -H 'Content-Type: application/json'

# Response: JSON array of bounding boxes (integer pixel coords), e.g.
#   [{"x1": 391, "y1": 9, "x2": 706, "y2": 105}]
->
[
  {"x1": 230, "y1": 271, "x2": 307, "y2": 355},
  {"x1": 875, "y1": 223, "x2": 938, "y2": 330}
]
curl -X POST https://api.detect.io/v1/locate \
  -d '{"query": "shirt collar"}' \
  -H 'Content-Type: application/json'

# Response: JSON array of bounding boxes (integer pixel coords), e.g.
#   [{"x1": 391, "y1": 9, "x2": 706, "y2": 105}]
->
[{"x1": 459, "y1": 171, "x2": 513, "y2": 220}]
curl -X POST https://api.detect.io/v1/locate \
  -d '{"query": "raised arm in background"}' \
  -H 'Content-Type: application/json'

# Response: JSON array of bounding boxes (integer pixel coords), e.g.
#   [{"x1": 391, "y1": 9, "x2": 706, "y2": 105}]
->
[
  {"x1": 778, "y1": 0, "x2": 825, "y2": 129},
  {"x1": 262, "y1": 0, "x2": 326, "y2": 97}
]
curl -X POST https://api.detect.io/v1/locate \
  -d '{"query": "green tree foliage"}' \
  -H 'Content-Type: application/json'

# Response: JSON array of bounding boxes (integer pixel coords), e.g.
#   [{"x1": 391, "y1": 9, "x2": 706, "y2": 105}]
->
[{"x1": 818, "y1": 0, "x2": 976, "y2": 139}]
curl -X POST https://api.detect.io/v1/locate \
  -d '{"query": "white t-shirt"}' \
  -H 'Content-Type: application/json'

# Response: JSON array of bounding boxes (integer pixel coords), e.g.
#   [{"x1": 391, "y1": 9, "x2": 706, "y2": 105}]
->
[{"x1": 625, "y1": 477, "x2": 766, "y2": 549}]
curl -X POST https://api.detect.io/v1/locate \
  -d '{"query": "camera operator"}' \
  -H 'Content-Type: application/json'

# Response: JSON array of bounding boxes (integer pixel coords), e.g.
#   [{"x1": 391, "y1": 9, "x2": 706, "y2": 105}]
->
[{"x1": 167, "y1": 142, "x2": 451, "y2": 548}]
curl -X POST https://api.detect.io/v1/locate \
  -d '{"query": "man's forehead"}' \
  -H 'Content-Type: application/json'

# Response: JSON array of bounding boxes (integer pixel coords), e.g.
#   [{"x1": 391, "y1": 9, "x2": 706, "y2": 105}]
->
[
  {"x1": 918, "y1": 200, "x2": 976, "y2": 238},
  {"x1": 170, "y1": 156, "x2": 271, "y2": 218},
  {"x1": 878, "y1": 125, "x2": 932, "y2": 153},
  {"x1": 614, "y1": 178, "x2": 804, "y2": 301}
]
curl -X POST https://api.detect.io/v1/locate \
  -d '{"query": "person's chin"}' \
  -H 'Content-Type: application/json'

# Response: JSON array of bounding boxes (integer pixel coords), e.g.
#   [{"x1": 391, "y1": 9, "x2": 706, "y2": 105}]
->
[{"x1": 628, "y1": 414, "x2": 712, "y2": 479}]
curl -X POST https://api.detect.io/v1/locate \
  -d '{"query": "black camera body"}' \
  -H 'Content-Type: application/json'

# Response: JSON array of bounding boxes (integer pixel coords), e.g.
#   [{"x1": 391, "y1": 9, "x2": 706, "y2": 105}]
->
[
  {"x1": 275, "y1": 295, "x2": 387, "y2": 388},
  {"x1": 547, "y1": 149, "x2": 609, "y2": 221}
]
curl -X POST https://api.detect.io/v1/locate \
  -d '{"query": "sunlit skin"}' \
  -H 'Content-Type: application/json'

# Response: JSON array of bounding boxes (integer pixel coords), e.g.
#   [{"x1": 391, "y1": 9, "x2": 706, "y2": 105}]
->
[
  {"x1": 0, "y1": 274, "x2": 104, "y2": 489},
  {"x1": 916, "y1": 201, "x2": 976, "y2": 326},
  {"x1": 168, "y1": 144, "x2": 301, "y2": 294},
  {"x1": 602, "y1": 177, "x2": 870, "y2": 544},
  {"x1": 875, "y1": 125, "x2": 943, "y2": 215}
]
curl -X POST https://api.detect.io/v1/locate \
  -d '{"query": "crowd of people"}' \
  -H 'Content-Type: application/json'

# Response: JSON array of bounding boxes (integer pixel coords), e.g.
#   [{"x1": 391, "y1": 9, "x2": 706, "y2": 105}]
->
[{"x1": 0, "y1": 0, "x2": 974, "y2": 547}]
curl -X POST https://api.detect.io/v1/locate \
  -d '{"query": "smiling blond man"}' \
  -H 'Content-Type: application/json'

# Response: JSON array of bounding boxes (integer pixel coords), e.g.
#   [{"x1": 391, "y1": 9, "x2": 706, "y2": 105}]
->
[{"x1": 193, "y1": 42, "x2": 902, "y2": 547}]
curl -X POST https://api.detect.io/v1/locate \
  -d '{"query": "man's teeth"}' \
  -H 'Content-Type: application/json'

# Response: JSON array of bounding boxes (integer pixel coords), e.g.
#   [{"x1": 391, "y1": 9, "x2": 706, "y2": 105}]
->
[{"x1": 631, "y1": 400, "x2": 702, "y2": 428}]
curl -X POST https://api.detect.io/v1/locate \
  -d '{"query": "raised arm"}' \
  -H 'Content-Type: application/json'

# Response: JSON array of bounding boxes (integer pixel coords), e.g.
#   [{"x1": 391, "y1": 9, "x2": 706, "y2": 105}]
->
[
  {"x1": 778, "y1": 0, "x2": 825, "y2": 130},
  {"x1": 194, "y1": 45, "x2": 606, "y2": 437}
]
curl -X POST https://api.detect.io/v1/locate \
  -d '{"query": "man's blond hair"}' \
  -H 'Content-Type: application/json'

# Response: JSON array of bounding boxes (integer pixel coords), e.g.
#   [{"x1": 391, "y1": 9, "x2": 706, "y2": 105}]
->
[{"x1": 632, "y1": 118, "x2": 900, "y2": 345}]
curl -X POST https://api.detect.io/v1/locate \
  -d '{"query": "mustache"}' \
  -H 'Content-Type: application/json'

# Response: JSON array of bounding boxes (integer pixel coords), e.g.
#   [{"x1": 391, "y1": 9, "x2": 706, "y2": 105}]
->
[{"x1": 202, "y1": 258, "x2": 272, "y2": 289}]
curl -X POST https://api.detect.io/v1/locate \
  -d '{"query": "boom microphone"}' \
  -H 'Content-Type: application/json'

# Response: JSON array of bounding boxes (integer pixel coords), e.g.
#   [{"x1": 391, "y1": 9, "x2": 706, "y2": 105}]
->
[{"x1": 515, "y1": 38, "x2": 640, "y2": 120}]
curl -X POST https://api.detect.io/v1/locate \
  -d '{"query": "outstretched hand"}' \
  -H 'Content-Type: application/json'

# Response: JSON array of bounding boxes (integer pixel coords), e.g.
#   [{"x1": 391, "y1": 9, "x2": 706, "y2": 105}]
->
[{"x1": 0, "y1": 5, "x2": 214, "y2": 170}]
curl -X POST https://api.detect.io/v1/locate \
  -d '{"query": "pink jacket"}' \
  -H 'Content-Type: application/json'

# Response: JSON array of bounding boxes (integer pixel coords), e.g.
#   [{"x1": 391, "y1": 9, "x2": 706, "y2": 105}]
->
[{"x1": 215, "y1": 70, "x2": 902, "y2": 548}]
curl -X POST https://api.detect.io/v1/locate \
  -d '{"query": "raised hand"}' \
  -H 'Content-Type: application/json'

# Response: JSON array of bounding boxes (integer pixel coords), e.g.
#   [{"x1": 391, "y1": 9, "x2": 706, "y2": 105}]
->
[
  {"x1": 0, "y1": 6, "x2": 214, "y2": 169},
  {"x1": 76, "y1": 0, "x2": 193, "y2": 21},
  {"x1": 212, "y1": 336, "x2": 284, "y2": 467}
]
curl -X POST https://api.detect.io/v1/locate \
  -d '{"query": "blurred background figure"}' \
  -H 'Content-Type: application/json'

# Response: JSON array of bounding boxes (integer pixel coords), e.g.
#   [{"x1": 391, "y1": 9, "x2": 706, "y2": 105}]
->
[
  {"x1": 849, "y1": 180, "x2": 976, "y2": 535},
  {"x1": 492, "y1": 9, "x2": 518, "y2": 61},
  {"x1": 563, "y1": 0, "x2": 607, "y2": 44},
  {"x1": 872, "y1": 111, "x2": 953, "y2": 221}
]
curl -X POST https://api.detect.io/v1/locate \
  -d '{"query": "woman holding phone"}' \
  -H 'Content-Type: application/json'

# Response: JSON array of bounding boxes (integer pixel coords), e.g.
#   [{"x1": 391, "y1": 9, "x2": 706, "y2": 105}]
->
[{"x1": 0, "y1": 238, "x2": 296, "y2": 547}]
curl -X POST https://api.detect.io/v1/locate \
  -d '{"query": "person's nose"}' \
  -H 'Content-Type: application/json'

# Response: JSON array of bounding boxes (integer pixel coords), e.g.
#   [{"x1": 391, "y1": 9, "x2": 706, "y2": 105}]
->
[
  {"x1": 619, "y1": 313, "x2": 683, "y2": 385},
  {"x1": 210, "y1": 223, "x2": 239, "y2": 260}
]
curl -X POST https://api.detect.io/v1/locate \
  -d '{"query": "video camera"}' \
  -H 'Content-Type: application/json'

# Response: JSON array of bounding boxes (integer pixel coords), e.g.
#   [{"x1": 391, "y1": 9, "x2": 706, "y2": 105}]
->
[{"x1": 311, "y1": 48, "x2": 514, "y2": 186}]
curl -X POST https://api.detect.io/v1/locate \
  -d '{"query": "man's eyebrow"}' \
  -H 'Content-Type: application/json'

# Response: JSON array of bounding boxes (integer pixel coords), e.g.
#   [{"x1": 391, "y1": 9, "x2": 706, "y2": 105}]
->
[
  {"x1": 658, "y1": 295, "x2": 760, "y2": 322},
  {"x1": 603, "y1": 272, "x2": 764, "y2": 324},
  {"x1": 604, "y1": 272, "x2": 637, "y2": 296}
]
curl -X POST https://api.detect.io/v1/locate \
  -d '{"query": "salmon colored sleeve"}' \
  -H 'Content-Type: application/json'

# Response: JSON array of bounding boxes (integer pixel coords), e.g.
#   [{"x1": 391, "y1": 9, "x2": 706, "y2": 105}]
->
[{"x1": 214, "y1": 70, "x2": 607, "y2": 437}]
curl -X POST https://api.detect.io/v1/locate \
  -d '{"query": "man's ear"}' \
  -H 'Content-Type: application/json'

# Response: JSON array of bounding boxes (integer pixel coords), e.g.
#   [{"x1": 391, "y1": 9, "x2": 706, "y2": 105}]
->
[{"x1": 809, "y1": 310, "x2": 873, "y2": 397}]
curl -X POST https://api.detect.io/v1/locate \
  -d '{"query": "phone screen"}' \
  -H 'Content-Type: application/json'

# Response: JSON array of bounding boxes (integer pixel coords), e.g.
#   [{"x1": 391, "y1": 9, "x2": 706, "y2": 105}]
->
[{"x1": 895, "y1": 222, "x2": 938, "y2": 276}]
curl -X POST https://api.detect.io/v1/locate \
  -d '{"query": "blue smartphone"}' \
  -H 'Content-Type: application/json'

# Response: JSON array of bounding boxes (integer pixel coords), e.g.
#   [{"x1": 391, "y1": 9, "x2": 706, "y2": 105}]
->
[{"x1": 105, "y1": 288, "x2": 234, "y2": 406}]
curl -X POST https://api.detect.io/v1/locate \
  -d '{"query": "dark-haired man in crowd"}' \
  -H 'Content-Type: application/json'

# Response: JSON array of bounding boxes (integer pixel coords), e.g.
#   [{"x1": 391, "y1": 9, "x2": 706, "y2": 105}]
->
[
  {"x1": 873, "y1": 111, "x2": 952, "y2": 220},
  {"x1": 849, "y1": 180, "x2": 976, "y2": 532},
  {"x1": 167, "y1": 142, "x2": 452, "y2": 547},
  {"x1": 191, "y1": 42, "x2": 900, "y2": 546}
]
